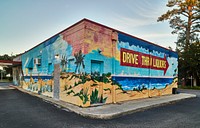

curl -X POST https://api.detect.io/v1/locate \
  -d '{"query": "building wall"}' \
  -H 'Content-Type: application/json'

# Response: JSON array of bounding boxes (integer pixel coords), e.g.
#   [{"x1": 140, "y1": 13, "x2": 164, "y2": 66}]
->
[
  {"x1": 22, "y1": 21, "x2": 86, "y2": 79},
  {"x1": 114, "y1": 33, "x2": 178, "y2": 90},
  {"x1": 13, "y1": 66, "x2": 22, "y2": 85},
  {"x1": 21, "y1": 19, "x2": 178, "y2": 107},
  {"x1": 13, "y1": 55, "x2": 22, "y2": 85}
]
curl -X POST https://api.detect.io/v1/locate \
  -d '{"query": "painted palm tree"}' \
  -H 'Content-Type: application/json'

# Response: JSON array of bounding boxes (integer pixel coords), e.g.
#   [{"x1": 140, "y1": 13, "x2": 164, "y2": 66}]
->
[
  {"x1": 74, "y1": 50, "x2": 85, "y2": 74},
  {"x1": 61, "y1": 55, "x2": 67, "y2": 72}
]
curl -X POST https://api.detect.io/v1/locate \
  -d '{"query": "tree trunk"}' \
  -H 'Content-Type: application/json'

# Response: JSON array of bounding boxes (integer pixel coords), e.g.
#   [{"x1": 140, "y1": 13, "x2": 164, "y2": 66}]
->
[
  {"x1": 193, "y1": 78, "x2": 197, "y2": 86},
  {"x1": 185, "y1": 5, "x2": 192, "y2": 52}
]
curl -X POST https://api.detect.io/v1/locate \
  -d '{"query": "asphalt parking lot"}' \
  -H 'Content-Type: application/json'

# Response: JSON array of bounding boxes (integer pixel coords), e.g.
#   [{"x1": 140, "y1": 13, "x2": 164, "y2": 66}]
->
[{"x1": 0, "y1": 83, "x2": 199, "y2": 128}]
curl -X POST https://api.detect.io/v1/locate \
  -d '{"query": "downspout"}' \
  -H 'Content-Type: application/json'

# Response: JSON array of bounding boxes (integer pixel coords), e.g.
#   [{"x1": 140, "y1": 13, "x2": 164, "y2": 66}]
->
[
  {"x1": 111, "y1": 31, "x2": 118, "y2": 103},
  {"x1": 148, "y1": 48, "x2": 152, "y2": 98}
]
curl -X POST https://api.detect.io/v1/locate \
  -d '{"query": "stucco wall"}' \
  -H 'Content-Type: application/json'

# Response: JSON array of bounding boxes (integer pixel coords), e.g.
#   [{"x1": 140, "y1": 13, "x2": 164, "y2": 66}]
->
[{"x1": 20, "y1": 19, "x2": 178, "y2": 107}]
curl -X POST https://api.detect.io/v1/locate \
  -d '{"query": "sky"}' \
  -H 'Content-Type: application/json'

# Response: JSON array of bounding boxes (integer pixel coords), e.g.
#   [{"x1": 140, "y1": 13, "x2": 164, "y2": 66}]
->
[{"x1": 0, "y1": 0, "x2": 177, "y2": 56}]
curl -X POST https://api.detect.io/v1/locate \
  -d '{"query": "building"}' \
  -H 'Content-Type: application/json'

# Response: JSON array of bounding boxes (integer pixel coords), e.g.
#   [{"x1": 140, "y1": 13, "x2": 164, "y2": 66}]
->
[
  {"x1": 20, "y1": 19, "x2": 178, "y2": 107},
  {"x1": 12, "y1": 54, "x2": 22, "y2": 85},
  {"x1": 0, "y1": 60, "x2": 21, "y2": 82}
]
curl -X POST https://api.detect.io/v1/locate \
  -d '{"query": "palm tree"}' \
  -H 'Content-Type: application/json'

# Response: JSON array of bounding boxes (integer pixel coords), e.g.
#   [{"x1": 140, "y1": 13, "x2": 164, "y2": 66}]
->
[
  {"x1": 74, "y1": 50, "x2": 85, "y2": 74},
  {"x1": 61, "y1": 55, "x2": 67, "y2": 72}
]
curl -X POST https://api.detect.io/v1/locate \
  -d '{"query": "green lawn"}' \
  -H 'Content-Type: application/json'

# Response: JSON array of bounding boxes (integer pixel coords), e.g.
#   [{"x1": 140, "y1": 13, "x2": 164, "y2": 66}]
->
[{"x1": 179, "y1": 85, "x2": 200, "y2": 90}]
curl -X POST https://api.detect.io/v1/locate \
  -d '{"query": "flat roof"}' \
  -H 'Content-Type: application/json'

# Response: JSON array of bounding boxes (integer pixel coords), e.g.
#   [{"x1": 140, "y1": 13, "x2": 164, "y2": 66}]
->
[
  {"x1": 22, "y1": 18, "x2": 177, "y2": 55},
  {"x1": 0, "y1": 60, "x2": 21, "y2": 65}
]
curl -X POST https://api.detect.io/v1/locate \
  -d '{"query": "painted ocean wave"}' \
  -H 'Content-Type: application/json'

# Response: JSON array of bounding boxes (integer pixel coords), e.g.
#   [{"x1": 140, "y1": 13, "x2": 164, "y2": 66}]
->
[{"x1": 112, "y1": 76, "x2": 173, "y2": 91}]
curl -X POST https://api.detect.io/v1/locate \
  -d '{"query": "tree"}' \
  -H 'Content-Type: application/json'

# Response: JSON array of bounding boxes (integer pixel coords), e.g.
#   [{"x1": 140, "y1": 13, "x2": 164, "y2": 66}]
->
[
  {"x1": 158, "y1": 0, "x2": 200, "y2": 51},
  {"x1": 61, "y1": 55, "x2": 67, "y2": 72},
  {"x1": 0, "y1": 54, "x2": 13, "y2": 60},
  {"x1": 187, "y1": 42, "x2": 200, "y2": 84},
  {"x1": 158, "y1": 0, "x2": 200, "y2": 86},
  {"x1": 0, "y1": 54, "x2": 18, "y2": 79},
  {"x1": 74, "y1": 50, "x2": 85, "y2": 74},
  {"x1": 168, "y1": 46, "x2": 173, "y2": 50}
]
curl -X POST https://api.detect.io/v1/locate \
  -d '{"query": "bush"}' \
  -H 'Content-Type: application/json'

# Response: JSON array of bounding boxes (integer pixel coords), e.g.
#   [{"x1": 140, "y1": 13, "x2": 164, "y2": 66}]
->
[{"x1": 179, "y1": 85, "x2": 200, "y2": 90}]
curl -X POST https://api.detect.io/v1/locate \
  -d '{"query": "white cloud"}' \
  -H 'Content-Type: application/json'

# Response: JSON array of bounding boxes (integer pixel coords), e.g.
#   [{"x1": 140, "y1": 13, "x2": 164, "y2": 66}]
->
[
  {"x1": 141, "y1": 33, "x2": 174, "y2": 38},
  {"x1": 111, "y1": 15, "x2": 155, "y2": 29}
]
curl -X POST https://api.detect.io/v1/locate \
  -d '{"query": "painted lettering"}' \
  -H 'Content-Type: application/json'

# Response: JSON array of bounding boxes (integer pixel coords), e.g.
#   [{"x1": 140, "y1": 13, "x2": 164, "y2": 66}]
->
[
  {"x1": 122, "y1": 51, "x2": 139, "y2": 65},
  {"x1": 120, "y1": 48, "x2": 169, "y2": 75}
]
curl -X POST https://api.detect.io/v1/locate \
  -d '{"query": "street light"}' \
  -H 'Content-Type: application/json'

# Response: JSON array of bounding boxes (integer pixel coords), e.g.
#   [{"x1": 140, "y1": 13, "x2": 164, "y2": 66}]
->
[{"x1": 55, "y1": 54, "x2": 60, "y2": 60}]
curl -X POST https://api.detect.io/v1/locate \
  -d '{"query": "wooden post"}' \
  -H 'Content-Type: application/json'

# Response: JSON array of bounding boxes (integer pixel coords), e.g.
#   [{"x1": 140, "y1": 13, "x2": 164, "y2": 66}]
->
[{"x1": 112, "y1": 85, "x2": 116, "y2": 103}]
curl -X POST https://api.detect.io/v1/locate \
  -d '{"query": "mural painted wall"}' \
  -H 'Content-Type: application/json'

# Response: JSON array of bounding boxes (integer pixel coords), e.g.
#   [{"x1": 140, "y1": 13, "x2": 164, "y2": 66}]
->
[
  {"x1": 21, "y1": 22, "x2": 85, "y2": 97},
  {"x1": 115, "y1": 33, "x2": 178, "y2": 90},
  {"x1": 21, "y1": 19, "x2": 178, "y2": 107}
]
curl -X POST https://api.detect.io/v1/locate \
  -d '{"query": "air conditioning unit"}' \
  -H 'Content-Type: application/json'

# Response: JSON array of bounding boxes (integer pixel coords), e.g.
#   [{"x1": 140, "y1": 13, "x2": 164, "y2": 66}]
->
[{"x1": 34, "y1": 58, "x2": 41, "y2": 65}]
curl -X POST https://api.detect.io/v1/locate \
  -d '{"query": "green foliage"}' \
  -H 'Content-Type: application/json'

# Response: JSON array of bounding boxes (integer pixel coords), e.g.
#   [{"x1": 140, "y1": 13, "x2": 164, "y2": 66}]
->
[
  {"x1": 90, "y1": 88, "x2": 107, "y2": 104},
  {"x1": 112, "y1": 80, "x2": 123, "y2": 90},
  {"x1": 133, "y1": 85, "x2": 147, "y2": 92},
  {"x1": 78, "y1": 74, "x2": 91, "y2": 84},
  {"x1": 91, "y1": 71, "x2": 101, "y2": 82},
  {"x1": 68, "y1": 85, "x2": 72, "y2": 89},
  {"x1": 105, "y1": 72, "x2": 111, "y2": 77},
  {"x1": 104, "y1": 88, "x2": 111, "y2": 93},
  {"x1": 115, "y1": 87, "x2": 122, "y2": 90},
  {"x1": 73, "y1": 89, "x2": 89, "y2": 105},
  {"x1": 91, "y1": 72, "x2": 112, "y2": 83},
  {"x1": 141, "y1": 85, "x2": 147, "y2": 90},
  {"x1": 158, "y1": 0, "x2": 199, "y2": 50},
  {"x1": 178, "y1": 42, "x2": 200, "y2": 85},
  {"x1": 79, "y1": 75, "x2": 86, "y2": 83},
  {"x1": 179, "y1": 85, "x2": 200, "y2": 90},
  {"x1": 0, "y1": 54, "x2": 15, "y2": 76},
  {"x1": 66, "y1": 90, "x2": 75, "y2": 95},
  {"x1": 173, "y1": 77, "x2": 178, "y2": 82},
  {"x1": 0, "y1": 54, "x2": 16, "y2": 60},
  {"x1": 66, "y1": 75, "x2": 70, "y2": 78},
  {"x1": 158, "y1": 0, "x2": 200, "y2": 86},
  {"x1": 133, "y1": 88, "x2": 139, "y2": 92},
  {"x1": 122, "y1": 90, "x2": 127, "y2": 94},
  {"x1": 173, "y1": 69, "x2": 177, "y2": 77},
  {"x1": 61, "y1": 55, "x2": 67, "y2": 72},
  {"x1": 64, "y1": 84, "x2": 68, "y2": 90},
  {"x1": 74, "y1": 82, "x2": 79, "y2": 87},
  {"x1": 102, "y1": 73, "x2": 110, "y2": 83},
  {"x1": 0, "y1": 54, "x2": 19, "y2": 76},
  {"x1": 69, "y1": 74, "x2": 79, "y2": 80},
  {"x1": 69, "y1": 75, "x2": 74, "y2": 80},
  {"x1": 100, "y1": 95, "x2": 107, "y2": 103},
  {"x1": 90, "y1": 88, "x2": 100, "y2": 104},
  {"x1": 91, "y1": 83, "x2": 98, "y2": 87}
]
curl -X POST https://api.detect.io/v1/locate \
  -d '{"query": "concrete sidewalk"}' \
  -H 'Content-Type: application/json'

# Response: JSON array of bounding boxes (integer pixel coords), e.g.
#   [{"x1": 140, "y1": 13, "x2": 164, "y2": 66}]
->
[{"x1": 10, "y1": 85, "x2": 196, "y2": 119}]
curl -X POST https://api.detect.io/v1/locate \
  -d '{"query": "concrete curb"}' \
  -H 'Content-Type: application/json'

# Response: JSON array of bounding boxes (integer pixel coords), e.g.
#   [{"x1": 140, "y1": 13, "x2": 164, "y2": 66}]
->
[
  {"x1": 77, "y1": 93, "x2": 197, "y2": 119},
  {"x1": 10, "y1": 85, "x2": 197, "y2": 119}
]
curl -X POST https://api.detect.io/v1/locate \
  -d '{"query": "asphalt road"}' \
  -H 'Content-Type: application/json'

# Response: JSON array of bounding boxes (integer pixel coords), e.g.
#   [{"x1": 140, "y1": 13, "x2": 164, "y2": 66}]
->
[{"x1": 0, "y1": 83, "x2": 200, "y2": 128}]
